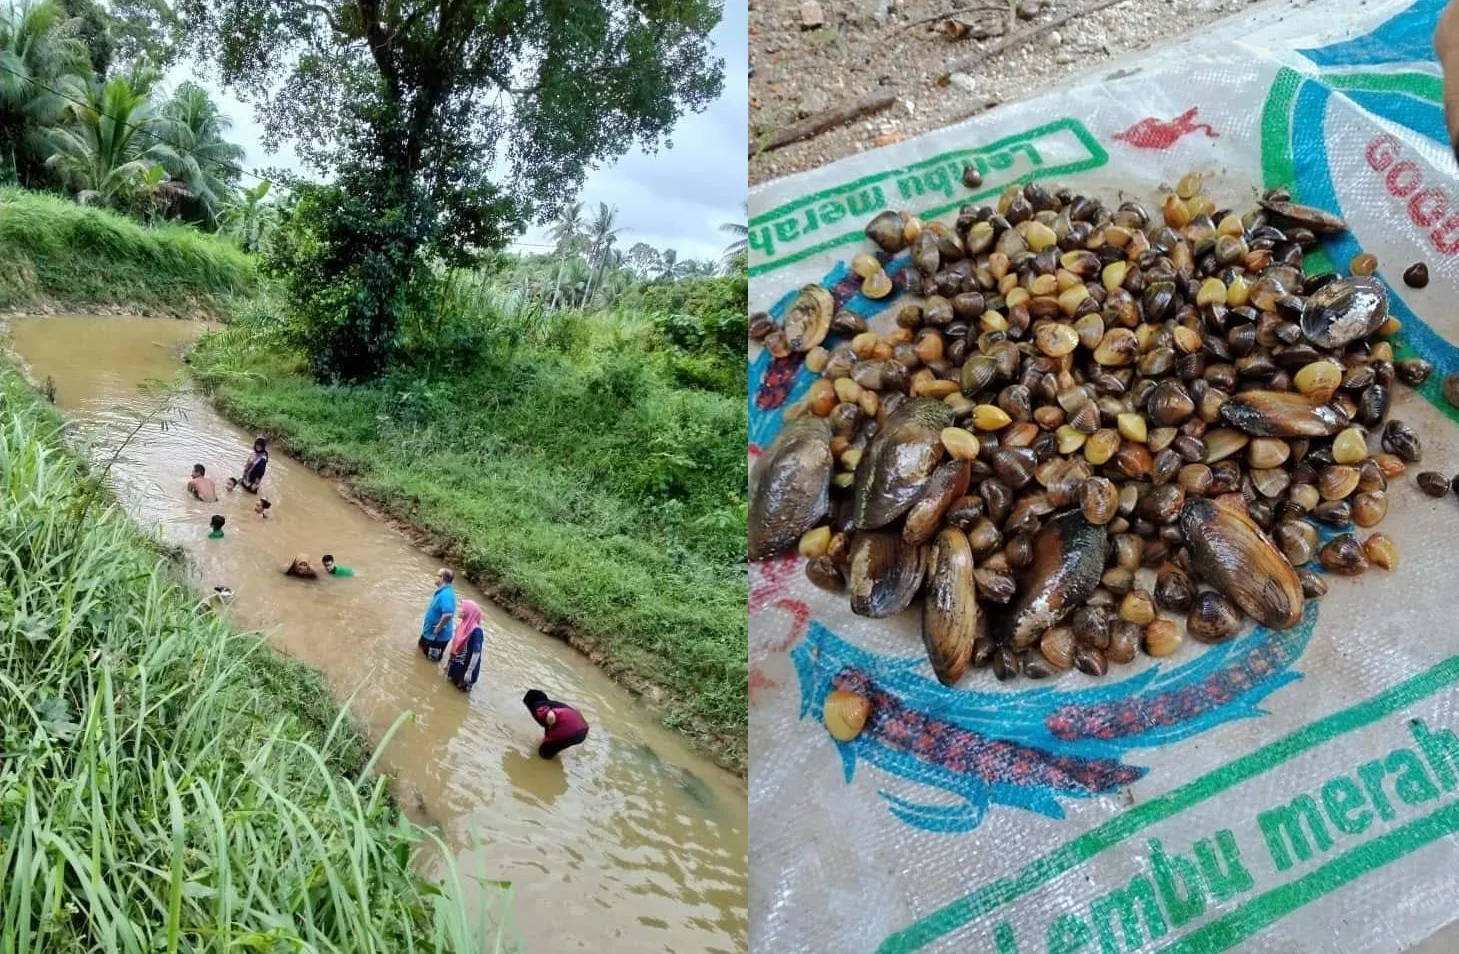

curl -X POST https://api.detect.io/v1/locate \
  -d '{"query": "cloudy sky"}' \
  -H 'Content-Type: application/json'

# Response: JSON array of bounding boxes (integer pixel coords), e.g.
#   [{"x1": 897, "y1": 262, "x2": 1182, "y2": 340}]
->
[{"x1": 172, "y1": 6, "x2": 747, "y2": 265}]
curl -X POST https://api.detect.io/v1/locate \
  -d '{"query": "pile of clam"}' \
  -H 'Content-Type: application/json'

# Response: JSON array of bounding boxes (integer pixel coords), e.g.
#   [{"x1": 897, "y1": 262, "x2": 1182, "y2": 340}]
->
[{"x1": 749, "y1": 176, "x2": 1428, "y2": 685}]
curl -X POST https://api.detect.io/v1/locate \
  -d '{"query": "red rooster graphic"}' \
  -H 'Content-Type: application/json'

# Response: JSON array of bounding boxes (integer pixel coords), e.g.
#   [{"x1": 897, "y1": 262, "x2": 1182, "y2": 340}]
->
[{"x1": 1112, "y1": 107, "x2": 1218, "y2": 150}]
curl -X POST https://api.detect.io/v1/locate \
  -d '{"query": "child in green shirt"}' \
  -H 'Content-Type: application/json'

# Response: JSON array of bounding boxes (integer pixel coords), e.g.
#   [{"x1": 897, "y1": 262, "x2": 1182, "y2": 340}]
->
[
  {"x1": 322, "y1": 554, "x2": 354, "y2": 577},
  {"x1": 208, "y1": 515, "x2": 226, "y2": 539}
]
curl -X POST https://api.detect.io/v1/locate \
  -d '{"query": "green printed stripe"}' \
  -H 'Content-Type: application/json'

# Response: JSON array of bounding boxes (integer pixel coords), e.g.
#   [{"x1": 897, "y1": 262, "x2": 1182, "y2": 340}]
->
[
  {"x1": 1161, "y1": 798, "x2": 1459, "y2": 953},
  {"x1": 1323, "y1": 70, "x2": 1444, "y2": 104},
  {"x1": 749, "y1": 118, "x2": 1099, "y2": 226},
  {"x1": 746, "y1": 154, "x2": 1094, "y2": 278},
  {"x1": 1260, "y1": 67, "x2": 1302, "y2": 193},
  {"x1": 876, "y1": 655, "x2": 1459, "y2": 953}
]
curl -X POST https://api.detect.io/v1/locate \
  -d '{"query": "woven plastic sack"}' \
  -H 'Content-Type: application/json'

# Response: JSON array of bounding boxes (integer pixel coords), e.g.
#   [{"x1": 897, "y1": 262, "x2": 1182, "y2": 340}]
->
[{"x1": 748, "y1": 1, "x2": 1459, "y2": 951}]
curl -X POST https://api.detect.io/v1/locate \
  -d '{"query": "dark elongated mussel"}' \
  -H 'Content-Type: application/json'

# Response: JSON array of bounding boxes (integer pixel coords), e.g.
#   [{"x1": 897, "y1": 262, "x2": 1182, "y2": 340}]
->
[
  {"x1": 1219, "y1": 390, "x2": 1347, "y2": 437},
  {"x1": 998, "y1": 509, "x2": 1109, "y2": 648},
  {"x1": 1299, "y1": 276, "x2": 1388, "y2": 349},
  {"x1": 848, "y1": 531, "x2": 926, "y2": 618},
  {"x1": 748, "y1": 416, "x2": 833, "y2": 560},
  {"x1": 1179, "y1": 496, "x2": 1303, "y2": 629},
  {"x1": 1258, "y1": 192, "x2": 1349, "y2": 234},
  {"x1": 922, "y1": 528, "x2": 984, "y2": 685},
  {"x1": 853, "y1": 398, "x2": 955, "y2": 529}
]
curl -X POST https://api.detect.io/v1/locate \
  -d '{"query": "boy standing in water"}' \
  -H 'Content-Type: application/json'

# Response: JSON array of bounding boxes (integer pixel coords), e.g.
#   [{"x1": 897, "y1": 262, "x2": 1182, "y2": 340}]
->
[
  {"x1": 208, "y1": 515, "x2": 226, "y2": 538},
  {"x1": 322, "y1": 555, "x2": 354, "y2": 577},
  {"x1": 187, "y1": 464, "x2": 218, "y2": 502},
  {"x1": 418, "y1": 568, "x2": 456, "y2": 661}
]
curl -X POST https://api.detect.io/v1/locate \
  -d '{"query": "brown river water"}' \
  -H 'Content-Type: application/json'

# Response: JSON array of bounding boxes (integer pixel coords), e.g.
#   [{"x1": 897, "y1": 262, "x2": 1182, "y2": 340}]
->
[{"x1": 8, "y1": 315, "x2": 748, "y2": 954}]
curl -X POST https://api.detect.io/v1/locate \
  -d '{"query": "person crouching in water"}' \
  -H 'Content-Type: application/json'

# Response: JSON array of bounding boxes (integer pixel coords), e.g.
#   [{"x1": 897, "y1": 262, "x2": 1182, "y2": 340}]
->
[
  {"x1": 284, "y1": 554, "x2": 319, "y2": 579},
  {"x1": 418, "y1": 568, "x2": 456, "y2": 661},
  {"x1": 522, "y1": 690, "x2": 589, "y2": 759},
  {"x1": 187, "y1": 463, "x2": 218, "y2": 502},
  {"x1": 443, "y1": 599, "x2": 484, "y2": 691}
]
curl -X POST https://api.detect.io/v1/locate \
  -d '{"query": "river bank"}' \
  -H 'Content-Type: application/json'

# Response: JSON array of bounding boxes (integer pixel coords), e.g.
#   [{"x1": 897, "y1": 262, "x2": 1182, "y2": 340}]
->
[
  {"x1": 190, "y1": 311, "x2": 749, "y2": 775},
  {"x1": 0, "y1": 345, "x2": 499, "y2": 949},
  {"x1": 7, "y1": 313, "x2": 748, "y2": 953}
]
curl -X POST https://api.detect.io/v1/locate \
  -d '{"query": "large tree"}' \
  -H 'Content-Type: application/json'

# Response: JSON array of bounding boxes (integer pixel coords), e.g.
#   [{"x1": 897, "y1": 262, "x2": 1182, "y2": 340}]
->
[
  {"x1": 0, "y1": 0, "x2": 88, "y2": 186},
  {"x1": 177, "y1": 0, "x2": 723, "y2": 380}
]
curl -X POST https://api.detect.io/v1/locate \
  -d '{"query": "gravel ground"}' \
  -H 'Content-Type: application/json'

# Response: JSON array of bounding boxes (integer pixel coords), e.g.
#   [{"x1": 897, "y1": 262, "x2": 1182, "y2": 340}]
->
[{"x1": 749, "y1": 0, "x2": 1309, "y2": 186}]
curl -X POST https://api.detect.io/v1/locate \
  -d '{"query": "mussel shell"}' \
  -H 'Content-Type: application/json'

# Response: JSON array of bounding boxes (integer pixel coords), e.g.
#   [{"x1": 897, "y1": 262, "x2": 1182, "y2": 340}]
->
[
  {"x1": 748, "y1": 416, "x2": 833, "y2": 560},
  {"x1": 853, "y1": 398, "x2": 955, "y2": 529},
  {"x1": 999, "y1": 509, "x2": 1110, "y2": 648},
  {"x1": 904, "y1": 460, "x2": 973, "y2": 545},
  {"x1": 1299, "y1": 277, "x2": 1388, "y2": 349},
  {"x1": 1179, "y1": 496, "x2": 1303, "y2": 629},
  {"x1": 1258, "y1": 195, "x2": 1348, "y2": 235},
  {"x1": 848, "y1": 531, "x2": 926, "y2": 618},
  {"x1": 1219, "y1": 390, "x2": 1347, "y2": 437},
  {"x1": 783, "y1": 284, "x2": 835, "y2": 353},
  {"x1": 922, "y1": 528, "x2": 983, "y2": 685}
]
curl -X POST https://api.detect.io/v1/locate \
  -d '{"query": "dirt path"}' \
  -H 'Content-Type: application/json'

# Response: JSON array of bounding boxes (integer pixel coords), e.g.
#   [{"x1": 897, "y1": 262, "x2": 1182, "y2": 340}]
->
[{"x1": 750, "y1": 0, "x2": 1319, "y2": 185}]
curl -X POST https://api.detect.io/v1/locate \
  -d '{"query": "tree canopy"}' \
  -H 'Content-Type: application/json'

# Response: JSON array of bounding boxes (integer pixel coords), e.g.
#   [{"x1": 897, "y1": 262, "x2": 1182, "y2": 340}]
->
[{"x1": 174, "y1": 0, "x2": 725, "y2": 381}]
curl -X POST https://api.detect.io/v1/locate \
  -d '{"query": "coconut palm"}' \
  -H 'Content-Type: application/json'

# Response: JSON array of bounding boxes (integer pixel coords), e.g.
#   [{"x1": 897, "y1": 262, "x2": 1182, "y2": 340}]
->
[
  {"x1": 657, "y1": 247, "x2": 686, "y2": 282},
  {"x1": 719, "y1": 200, "x2": 747, "y2": 273},
  {"x1": 161, "y1": 81, "x2": 244, "y2": 225},
  {"x1": 0, "y1": 0, "x2": 88, "y2": 186},
  {"x1": 548, "y1": 200, "x2": 583, "y2": 309},
  {"x1": 43, "y1": 70, "x2": 183, "y2": 214},
  {"x1": 579, "y1": 201, "x2": 623, "y2": 308}
]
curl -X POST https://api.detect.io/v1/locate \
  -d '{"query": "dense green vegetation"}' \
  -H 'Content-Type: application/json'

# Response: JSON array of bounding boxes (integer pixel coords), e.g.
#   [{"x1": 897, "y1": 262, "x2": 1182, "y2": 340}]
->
[
  {"x1": 191, "y1": 268, "x2": 749, "y2": 767},
  {"x1": 0, "y1": 360, "x2": 505, "y2": 950},
  {"x1": 1, "y1": 1, "x2": 251, "y2": 226},
  {"x1": 0, "y1": 187, "x2": 253, "y2": 312}
]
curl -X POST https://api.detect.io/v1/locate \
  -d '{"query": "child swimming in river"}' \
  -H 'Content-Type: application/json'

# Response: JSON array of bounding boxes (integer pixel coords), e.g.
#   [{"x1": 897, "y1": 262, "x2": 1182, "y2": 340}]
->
[
  {"x1": 255, "y1": 498, "x2": 271, "y2": 518},
  {"x1": 208, "y1": 515, "x2": 225, "y2": 539}
]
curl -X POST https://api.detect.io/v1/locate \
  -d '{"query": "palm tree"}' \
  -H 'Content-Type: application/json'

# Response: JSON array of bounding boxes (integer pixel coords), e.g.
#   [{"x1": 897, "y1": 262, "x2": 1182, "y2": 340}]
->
[
  {"x1": 657, "y1": 247, "x2": 686, "y2": 282},
  {"x1": 161, "y1": 81, "x2": 244, "y2": 226},
  {"x1": 719, "y1": 199, "x2": 747, "y2": 273},
  {"x1": 548, "y1": 200, "x2": 583, "y2": 309},
  {"x1": 579, "y1": 201, "x2": 622, "y2": 308},
  {"x1": 44, "y1": 71, "x2": 183, "y2": 216},
  {"x1": 0, "y1": 0, "x2": 88, "y2": 186},
  {"x1": 44, "y1": 71, "x2": 183, "y2": 217}
]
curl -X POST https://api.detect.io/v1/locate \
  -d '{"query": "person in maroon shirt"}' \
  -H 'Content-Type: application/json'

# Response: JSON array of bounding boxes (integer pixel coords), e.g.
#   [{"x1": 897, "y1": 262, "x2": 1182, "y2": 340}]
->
[{"x1": 522, "y1": 690, "x2": 589, "y2": 759}]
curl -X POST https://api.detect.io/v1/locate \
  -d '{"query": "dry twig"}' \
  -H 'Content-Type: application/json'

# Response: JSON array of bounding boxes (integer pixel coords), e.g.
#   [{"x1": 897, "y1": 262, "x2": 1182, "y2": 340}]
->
[
  {"x1": 937, "y1": 0, "x2": 1134, "y2": 80},
  {"x1": 750, "y1": 91, "x2": 899, "y2": 156}
]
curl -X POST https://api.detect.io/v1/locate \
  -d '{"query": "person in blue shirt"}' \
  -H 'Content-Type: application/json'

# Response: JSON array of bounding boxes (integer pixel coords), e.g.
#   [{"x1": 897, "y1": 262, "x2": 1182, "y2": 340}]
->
[{"x1": 418, "y1": 568, "x2": 457, "y2": 661}]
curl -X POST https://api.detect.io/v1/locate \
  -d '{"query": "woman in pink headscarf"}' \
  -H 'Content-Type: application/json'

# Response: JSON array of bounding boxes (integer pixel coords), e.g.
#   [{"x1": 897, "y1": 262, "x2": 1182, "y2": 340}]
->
[{"x1": 443, "y1": 599, "x2": 484, "y2": 691}]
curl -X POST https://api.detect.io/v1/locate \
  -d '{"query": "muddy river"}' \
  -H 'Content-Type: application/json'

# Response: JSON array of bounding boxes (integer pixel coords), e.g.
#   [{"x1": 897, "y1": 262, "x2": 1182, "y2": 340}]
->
[{"x1": 9, "y1": 315, "x2": 748, "y2": 954}]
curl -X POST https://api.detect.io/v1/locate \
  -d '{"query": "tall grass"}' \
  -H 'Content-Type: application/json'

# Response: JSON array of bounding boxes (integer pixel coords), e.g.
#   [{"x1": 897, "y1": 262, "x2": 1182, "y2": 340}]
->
[
  {"x1": 0, "y1": 363, "x2": 507, "y2": 951},
  {"x1": 0, "y1": 189, "x2": 254, "y2": 314}
]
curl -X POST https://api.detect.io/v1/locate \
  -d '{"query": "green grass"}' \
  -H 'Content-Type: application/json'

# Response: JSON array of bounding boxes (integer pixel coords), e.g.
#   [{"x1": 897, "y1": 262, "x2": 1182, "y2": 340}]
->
[
  {"x1": 191, "y1": 303, "x2": 749, "y2": 771},
  {"x1": 0, "y1": 189, "x2": 255, "y2": 315},
  {"x1": 0, "y1": 361, "x2": 508, "y2": 951}
]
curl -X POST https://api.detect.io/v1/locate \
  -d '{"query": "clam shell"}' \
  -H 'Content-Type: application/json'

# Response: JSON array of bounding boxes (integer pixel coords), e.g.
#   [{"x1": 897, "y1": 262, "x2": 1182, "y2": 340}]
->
[
  {"x1": 849, "y1": 531, "x2": 926, "y2": 618},
  {"x1": 783, "y1": 284, "x2": 834, "y2": 352},
  {"x1": 748, "y1": 417, "x2": 833, "y2": 560},
  {"x1": 823, "y1": 690, "x2": 871, "y2": 742},
  {"x1": 922, "y1": 528, "x2": 983, "y2": 686},
  {"x1": 999, "y1": 509, "x2": 1110, "y2": 648},
  {"x1": 1179, "y1": 496, "x2": 1303, "y2": 629},
  {"x1": 853, "y1": 398, "x2": 956, "y2": 529}
]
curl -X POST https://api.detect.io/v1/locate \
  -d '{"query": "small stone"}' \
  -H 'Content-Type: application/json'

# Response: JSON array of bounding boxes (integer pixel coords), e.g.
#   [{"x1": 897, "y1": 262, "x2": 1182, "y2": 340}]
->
[
  {"x1": 1046, "y1": 30, "x2": 1061, "y2": 47},
  {"x1": 797, "y1": 90, "x2": 831, "y2": 118},
  {"x1": 1016, "y1": 0, "x2": 1040, "y2": 18},
  {"x1": 1054, "y1": 51, "x2": 1074, "y2": 64},
  {"x1": 799, "y1": 0, "x2": 825, "y2": 28},
  {"x1": 949, "y1": 72, "x2": 978, "y2": 95}
]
